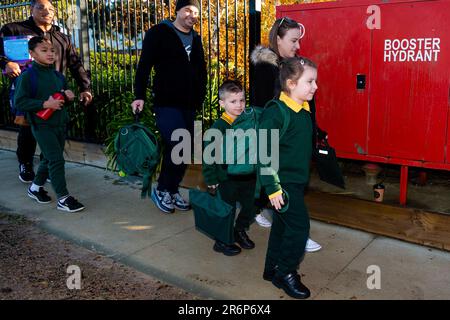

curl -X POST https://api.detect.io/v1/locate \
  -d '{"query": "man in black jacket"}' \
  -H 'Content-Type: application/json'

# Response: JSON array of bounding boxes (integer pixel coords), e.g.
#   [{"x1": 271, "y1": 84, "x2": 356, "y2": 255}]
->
[
  {"x1": 0, "y1": 0, "x2": 92, "y2": 183},
  {"x1": 131, "y1": 0, "x2": 207, "y2": 214}
]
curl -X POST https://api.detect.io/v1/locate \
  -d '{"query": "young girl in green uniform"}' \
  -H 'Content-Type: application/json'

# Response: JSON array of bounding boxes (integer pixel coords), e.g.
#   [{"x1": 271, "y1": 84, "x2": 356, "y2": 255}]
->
[{"x1": 258, "y1": 57, "x2": 318, "y2": 299}]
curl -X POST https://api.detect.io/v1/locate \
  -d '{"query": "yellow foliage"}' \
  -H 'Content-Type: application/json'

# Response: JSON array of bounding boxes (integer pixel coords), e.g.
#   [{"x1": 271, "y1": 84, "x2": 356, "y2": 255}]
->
[
  {"x1": 261, "y1": 0, "x2": 334, "y2": 46},
  {"x1": 194, "y1": 0, "x2": 333, "y2": 86}
]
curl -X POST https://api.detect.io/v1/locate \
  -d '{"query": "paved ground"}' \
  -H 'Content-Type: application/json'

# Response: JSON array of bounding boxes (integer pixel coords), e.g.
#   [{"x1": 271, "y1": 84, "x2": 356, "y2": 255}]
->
[
  {"x1": 0, "y1": 212, "x2": 197, "y2": 300},
  {"x1": 1, "y1": 149, "x2": 449, "y2": 300}
]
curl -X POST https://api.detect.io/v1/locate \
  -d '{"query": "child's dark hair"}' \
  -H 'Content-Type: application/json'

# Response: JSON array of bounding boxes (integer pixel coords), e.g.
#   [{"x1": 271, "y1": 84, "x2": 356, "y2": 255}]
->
[
  {"x1": 269, "y1": 17, "x2": 303, "y2": 57},
  {"x1": 218, "y1": 80, "x2": 243, "y2": 101},
  {"x1": 279, "y1": 57, "x2": 317, "y2": 93},
  {"x1": 31, "y1": 0, "x2": 53, "y2": 6},
  {"x1": 28, "y1": 36, "x2": 52, "y2": 51}
]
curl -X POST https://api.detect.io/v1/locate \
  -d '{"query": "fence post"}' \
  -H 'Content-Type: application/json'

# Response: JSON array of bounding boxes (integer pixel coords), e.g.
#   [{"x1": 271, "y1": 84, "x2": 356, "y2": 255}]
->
[
  {"x1": 249, "y1": 0, "x2": 261, "y2": 94},
  {"x1": 77, "y1": 0, "x2": 90, "y2": 72}
]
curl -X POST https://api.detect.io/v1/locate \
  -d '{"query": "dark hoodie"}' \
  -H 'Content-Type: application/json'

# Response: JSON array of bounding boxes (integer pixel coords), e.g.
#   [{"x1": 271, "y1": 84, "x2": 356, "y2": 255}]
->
[
  {"x1": 134, "y1": 20, "x2": 207, "y2": 110},
  {"x1": 0, "y1": 17, "x2": 90, "y2": 92}
]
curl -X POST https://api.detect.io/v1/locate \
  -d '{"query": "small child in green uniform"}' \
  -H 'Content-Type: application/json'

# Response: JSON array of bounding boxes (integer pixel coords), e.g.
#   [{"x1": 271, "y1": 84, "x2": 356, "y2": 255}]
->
[
  {"x1": 14, "y1": 36, "x2": 84, "y2": 213},
  {"x1": 202, "y1": 80, "x2": 257, "y2": 256},
  {"x1": 258, "y1": 57, "x2": 318, "y2": 299}
]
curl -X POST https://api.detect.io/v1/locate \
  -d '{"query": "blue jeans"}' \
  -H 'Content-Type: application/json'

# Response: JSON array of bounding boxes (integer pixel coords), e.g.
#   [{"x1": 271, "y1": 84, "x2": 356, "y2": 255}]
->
[{"x1": 154, "y1": 106, "x2": 195, "y2": 194}]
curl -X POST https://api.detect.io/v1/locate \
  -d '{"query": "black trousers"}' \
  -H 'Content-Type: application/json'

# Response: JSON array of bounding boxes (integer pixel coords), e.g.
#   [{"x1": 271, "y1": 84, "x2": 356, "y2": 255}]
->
[
  {"x1": 154, "y1": 106, "x2": 195, "y2": 194},
  {"x1": 265, "y1": 183, "x2": 310, "y2": 276},
  {"x1": 16, "y1": 125, "x2": 37, "y2": 165},
  {"x1": 218, "y1": 176, "x2": 257, "y2": 232}
]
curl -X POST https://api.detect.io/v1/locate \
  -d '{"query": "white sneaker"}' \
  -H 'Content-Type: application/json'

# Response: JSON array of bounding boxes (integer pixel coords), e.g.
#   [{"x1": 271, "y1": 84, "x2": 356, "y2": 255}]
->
[
  {"x1": 171, "y1": 192, "x2": 191, "y2": 211},
  {"x1": 255, "y1": 212, "x2": 272, "y2": 227},
  {"x1": 151, "y1": 188, "x2": 175, "y2": 214},
  {"x1": 305, "y1": 238, "x2": 322, "y2": 253}
]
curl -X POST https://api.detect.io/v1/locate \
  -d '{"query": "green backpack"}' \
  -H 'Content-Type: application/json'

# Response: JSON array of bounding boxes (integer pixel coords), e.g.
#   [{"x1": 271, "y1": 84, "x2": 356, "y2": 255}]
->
[
  {"x1": 253, "y1": 99, "x2": 291, "y2": 198},
  {"x1": 223, "y1": 106, "x2": 262, "y2": 175},
  {"x1": 114, "y1": 119, "x2": 160, "y2": 198},
  {"x1": 223, "y1": 102, "x2": 290, "y2": 176}
]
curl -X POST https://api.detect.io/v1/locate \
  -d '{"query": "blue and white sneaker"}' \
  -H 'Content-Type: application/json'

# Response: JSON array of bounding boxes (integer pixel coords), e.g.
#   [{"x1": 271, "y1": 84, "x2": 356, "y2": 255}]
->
[
  {"x1": 151, "y1": 188, "x2": 175, "y2": 214},
  {"x1": 171, "y1": 192, "x2": 191, "y2": 211}
]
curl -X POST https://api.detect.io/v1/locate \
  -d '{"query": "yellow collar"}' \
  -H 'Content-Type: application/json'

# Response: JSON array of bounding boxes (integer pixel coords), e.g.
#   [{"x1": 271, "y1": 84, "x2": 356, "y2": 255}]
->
[
  {"x1": 279, "y1": 92, "x2": 311, "y2": 113},
  {"x1": 221, "y1": 112, "x2": 235, "y2": 125}
]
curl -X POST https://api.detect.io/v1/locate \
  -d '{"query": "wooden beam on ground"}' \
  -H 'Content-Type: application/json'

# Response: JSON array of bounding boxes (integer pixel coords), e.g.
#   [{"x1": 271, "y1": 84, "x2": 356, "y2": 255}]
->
[
  {"x1": 180, "y1": 164, "x2": 207, "y2": 191},
  {"x1": 179, "y1": 165, "x2": 450, "y2": 252},
  {"x1": 0, "y1": 129, "x2": 107, "y2": 168},
  {"x1": 305, "y1": 191, "x2": 450, "y2": 252}
]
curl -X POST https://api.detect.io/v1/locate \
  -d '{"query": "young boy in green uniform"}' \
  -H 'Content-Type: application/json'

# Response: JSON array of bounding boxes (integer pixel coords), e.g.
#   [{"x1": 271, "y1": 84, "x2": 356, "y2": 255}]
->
[
  {"x1": 202, "y1": 80, "x2": 257, "y2": 256},
  {"x1": 14, "y1": 36, "x2": 84, "y2": 212},
  {"x1": 258, "y1": 57, "x2": 318, "y2": 299}
]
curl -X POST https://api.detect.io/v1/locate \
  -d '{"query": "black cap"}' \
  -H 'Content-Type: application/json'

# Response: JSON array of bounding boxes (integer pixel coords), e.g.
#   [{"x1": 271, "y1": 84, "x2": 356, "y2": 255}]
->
[{"x1": 175, "y1": 0, "x2": 200, "y2": 12}]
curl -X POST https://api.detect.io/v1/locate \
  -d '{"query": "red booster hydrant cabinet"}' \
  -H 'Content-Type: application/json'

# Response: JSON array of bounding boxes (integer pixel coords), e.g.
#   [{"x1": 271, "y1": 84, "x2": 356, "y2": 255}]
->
[{"x1": 277, "y1": 0, "x2": 450, "y2": 205}]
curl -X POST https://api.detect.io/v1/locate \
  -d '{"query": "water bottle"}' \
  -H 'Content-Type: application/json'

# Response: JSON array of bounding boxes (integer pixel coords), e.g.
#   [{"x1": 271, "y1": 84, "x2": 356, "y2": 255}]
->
[{"x1": 36, "y1": 91, "x2": 65, "y2": 120}]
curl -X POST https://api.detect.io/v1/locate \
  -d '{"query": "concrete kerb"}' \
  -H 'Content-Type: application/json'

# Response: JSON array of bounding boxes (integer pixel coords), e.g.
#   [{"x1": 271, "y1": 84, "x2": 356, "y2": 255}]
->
[{"x1": 31, "y1": 219, "x2": 226, "y2": 300}]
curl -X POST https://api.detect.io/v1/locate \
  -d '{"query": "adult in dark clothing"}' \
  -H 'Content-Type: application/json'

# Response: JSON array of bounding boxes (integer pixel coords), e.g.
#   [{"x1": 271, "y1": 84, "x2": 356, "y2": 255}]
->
[
  {"x1": 131, "y1": 0, "x2": 207, "y2": 214},
  {"x1": 250, "y1": 17, "x2": 324, "y2": 253},
  {"x1": 0, "y1": 0, "x2": 92, "y2": 183}
]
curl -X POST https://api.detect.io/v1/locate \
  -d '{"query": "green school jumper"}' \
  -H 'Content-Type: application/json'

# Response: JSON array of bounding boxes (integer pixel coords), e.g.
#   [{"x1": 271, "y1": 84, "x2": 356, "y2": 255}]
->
[
  {"x1": 14, "y1": 61, "x2": 70, "y2": 199},
  {"x1": 258, "y1": 92, "x2": 313, "y2": 276},
  {"x1": 202, "y1": 112, "x2": 257, "y2": 234}
]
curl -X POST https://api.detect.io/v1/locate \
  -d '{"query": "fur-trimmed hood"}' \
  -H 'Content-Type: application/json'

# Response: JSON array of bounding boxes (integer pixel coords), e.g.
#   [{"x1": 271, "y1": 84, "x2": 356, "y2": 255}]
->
[{"x1": 250, "y1": 45, "x2": 278, "y2": 66}]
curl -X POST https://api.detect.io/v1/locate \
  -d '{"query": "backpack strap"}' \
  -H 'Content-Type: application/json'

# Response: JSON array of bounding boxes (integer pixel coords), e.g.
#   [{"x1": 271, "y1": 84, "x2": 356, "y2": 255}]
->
[
  {"x1": 27, "y1": 66, "x2": 38, "y2": 99},
  {"x1": 265, "y1": 99, "x2": 291, "y2": 140},
  {"x1": 254, "y1": 99, "x2": 291, "y2": 200},
  {"x1": 278, "y1": 102, "x2": 290, "y2": 140},
  {"x1": 23, "y1": 66, "x2": 39, "y2": 129}
]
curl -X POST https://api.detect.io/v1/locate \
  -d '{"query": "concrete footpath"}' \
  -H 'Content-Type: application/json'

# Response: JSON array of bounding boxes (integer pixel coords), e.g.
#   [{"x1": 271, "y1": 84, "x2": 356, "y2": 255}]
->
[{"x1": 1, "y1": 149, "x2": 449, "y2": 300}]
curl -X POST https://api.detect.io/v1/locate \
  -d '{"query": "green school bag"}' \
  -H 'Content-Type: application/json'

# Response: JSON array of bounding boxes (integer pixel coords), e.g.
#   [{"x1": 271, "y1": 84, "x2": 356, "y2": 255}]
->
[
  {"x1": 114, "y1": 114, "x2": 160, "y2": 198},
  {"x1": 189, "y1": 188, "x2": 235, "y2": 245},
  {"x1": 223, "y1": 106, "x2": 262, "y2": 175}
]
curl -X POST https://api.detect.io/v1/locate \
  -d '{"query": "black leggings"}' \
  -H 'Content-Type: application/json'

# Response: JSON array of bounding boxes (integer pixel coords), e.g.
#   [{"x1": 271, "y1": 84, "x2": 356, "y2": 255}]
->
[{"x1": 16, "y1": 125, "x2": 37, "y2": 165}]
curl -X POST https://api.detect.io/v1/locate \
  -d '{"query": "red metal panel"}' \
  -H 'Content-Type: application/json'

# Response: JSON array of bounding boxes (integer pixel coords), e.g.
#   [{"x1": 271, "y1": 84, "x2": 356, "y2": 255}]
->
[
  {"x1": 278, "y1": 0, "x2": 449, "y2": 13},
  {"x1": 447, "y1": 86, "x2": 450, "y2": 164},
  {"x1": 278, "y1": 0, "x2": 450, "y2": 168},
  {"x1": 368, "y1": 1, "x2": 450, "y2": 162},
  {"x1": 280, "y1": 6, "x2": 371, "y2": 155}
]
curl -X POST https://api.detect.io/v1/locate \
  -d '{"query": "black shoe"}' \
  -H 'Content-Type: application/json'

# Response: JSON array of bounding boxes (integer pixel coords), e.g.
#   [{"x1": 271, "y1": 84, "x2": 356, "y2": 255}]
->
[
  {"x1": 57, "y1": 196, "x2": 85, "y2": 213},
  {"x1": 19, "y1": 163, "x2": 35, "y2": 183},
  {"x1": 263, "y1": 266, "x2": 278, "y2": 281},
  {"x1": 213, "y1": 241, "x2": 241, "y2": 256},
  {"x1": 234, "y1": 230, "x2": 255, "y2": 249},
  {"x1": 28, "y1": 186, "x2": 52, "y2": 204},
  {"x1": 272, "y1": 272, "x2": 311, "y2": 299}
]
